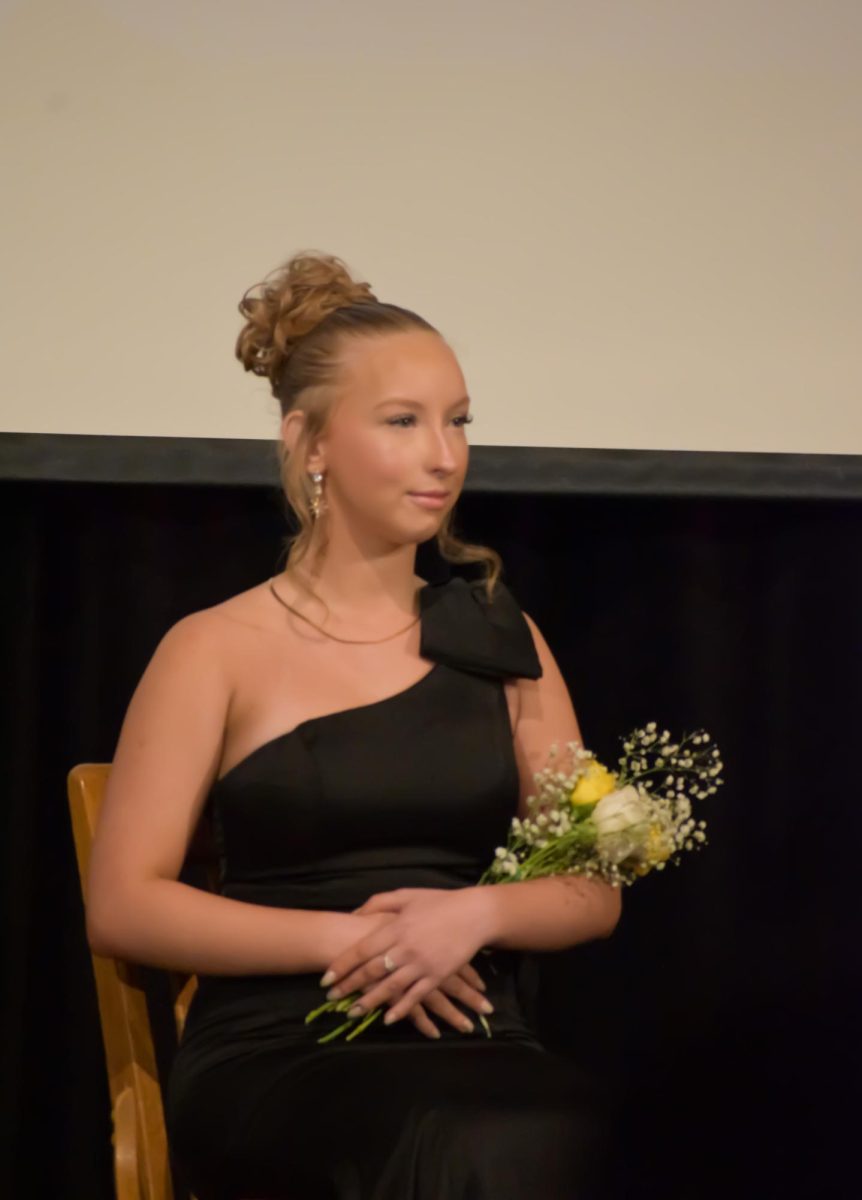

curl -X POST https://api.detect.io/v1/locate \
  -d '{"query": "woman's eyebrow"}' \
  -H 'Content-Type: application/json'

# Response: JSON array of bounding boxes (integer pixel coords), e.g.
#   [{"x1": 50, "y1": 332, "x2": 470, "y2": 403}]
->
[{"x1": 374, "y1": 396, "x2": 470, "y2": 410}]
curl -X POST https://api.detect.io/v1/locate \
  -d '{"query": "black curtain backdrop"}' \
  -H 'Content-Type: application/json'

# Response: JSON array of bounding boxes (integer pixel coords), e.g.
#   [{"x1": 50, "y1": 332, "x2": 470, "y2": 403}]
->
[{"x1": 2, "y1": 473, "x2": 859, "y2": 1198}]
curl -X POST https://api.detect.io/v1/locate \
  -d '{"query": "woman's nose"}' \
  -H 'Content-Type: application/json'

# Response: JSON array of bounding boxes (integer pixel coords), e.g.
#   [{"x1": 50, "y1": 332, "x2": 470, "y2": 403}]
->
[{"x1": 425, "y1": 426, "x2": 460, "y2": 470}]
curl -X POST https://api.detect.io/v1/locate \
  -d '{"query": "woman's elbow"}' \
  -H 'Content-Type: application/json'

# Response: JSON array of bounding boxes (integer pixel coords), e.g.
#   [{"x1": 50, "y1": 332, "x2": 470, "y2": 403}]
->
[
  {"x1": 85, "y1": 879, "x2": 135, "y2": 958},
  {"x1": 85, "y1": 891, "x2": 122, "y2": 957}
]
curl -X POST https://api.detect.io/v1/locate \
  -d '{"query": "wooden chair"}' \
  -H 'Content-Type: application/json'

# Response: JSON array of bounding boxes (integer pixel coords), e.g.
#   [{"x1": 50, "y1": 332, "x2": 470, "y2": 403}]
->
[{"x1": 68, "y1": 763, "x2": 215, "y2": 1200}]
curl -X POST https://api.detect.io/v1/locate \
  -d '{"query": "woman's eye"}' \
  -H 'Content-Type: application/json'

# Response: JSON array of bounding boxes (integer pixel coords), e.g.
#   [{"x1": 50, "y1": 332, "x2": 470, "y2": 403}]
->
[{"x1": 386, "y1": 414, "x2": 473, "y2": 428}]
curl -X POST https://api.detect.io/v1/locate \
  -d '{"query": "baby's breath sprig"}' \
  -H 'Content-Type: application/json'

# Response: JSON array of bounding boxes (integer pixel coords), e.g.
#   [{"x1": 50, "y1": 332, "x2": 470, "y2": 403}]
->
[
  {"x1": 616, "y1": 721, "x2": 724, "y2": 800},
  {"x1": 615, "y1": 721, "x2": 723, "y2": 859}
]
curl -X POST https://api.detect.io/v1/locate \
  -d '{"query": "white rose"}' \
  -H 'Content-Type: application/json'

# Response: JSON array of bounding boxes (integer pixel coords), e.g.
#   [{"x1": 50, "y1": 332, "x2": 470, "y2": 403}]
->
[{"x1": 591, "y1": 785, "x2": 652, "y2": 864}]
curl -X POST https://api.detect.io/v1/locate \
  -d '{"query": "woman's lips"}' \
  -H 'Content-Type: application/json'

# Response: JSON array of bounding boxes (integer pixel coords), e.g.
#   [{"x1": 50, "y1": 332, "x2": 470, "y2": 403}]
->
[{"x1": 408, "y1": 492, "x2": 449, "y2": 509}]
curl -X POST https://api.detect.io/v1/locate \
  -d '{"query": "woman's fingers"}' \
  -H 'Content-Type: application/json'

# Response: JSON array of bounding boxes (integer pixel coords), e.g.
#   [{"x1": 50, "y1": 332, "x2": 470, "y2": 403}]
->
[
  {"x1": 420, "y1": 986, "x2": 479, "y2": 1034},
  {"x1": 407, "y1": 1001, "x2": 441, "y2": 1040},
  {"x1": 347, "y1": 965, "x2": 492, "y2": 1027},
  {"x1": 439, "y1": 971, "x2": 494, "y2": 1018},
  {"x1": 393, "y1": 980, "x2": 494, "y2": 1038},
  {"x1": 349, "y1": 963, "x2": 421, "y2": 1018},
  {"x1": 456, "y1": 961, "x2": 487, "y2": 991}
]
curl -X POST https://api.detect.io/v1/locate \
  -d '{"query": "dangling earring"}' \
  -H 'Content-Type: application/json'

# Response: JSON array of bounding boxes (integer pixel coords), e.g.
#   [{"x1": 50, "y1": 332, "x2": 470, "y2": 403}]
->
[{"x1": 309, "y1": 471, "x2": 325, "y2": 520}]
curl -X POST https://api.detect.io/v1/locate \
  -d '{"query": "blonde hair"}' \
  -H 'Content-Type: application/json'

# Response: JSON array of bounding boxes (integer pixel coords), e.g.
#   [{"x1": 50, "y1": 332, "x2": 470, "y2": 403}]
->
[{"x1": 235, "y1": 250, "x2": 502, "y2": 609}]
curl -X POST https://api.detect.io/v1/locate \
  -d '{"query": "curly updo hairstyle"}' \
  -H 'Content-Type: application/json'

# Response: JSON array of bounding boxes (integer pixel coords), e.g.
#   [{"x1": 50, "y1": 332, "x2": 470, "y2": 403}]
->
[{"x1": 235, "y1": 250, "x2": 501, "y2": 603}]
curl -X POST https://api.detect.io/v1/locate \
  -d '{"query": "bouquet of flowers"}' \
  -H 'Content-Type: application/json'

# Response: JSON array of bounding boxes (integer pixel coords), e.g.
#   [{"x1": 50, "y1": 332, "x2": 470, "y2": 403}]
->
[{"x1": 306, "y1": 721, "x2": 723, "y2": 1042}]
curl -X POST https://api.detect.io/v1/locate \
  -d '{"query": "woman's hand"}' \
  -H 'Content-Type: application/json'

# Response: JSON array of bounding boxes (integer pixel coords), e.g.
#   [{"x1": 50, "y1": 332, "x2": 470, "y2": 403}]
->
[
  {"x1": 331, "y1": 910, "x2": 491, "y2": 1036},
  {"x1": 320, "y1": 887, "x2": 494, "y2": 1027},
  {"x1": 356, "y1": 911, "x2": 496, "y2": 1035},
  {"x1": 404, "y1": 960, "x2": 494, "y2": 1038}
]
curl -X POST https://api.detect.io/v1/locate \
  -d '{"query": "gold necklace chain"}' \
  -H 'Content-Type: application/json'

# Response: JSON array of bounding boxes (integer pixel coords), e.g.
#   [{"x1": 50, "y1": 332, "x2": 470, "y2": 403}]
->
[{"x1": 267, "y1": 576, "x2": 422, "y2": 645}]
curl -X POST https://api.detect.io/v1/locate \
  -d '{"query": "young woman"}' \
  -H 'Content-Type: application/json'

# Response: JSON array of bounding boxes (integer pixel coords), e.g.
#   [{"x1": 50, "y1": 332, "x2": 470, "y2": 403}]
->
[{"x1": 86, "y1": 251, "x2": 622, "y2": 1199}]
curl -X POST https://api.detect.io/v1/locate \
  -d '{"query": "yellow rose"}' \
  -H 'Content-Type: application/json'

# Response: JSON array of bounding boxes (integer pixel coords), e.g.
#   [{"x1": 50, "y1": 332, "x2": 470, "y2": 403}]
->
[
  {"x1": 644, "y1": 823, "x2": 672, "y2": 864},
  {"x1": 628, "y1": 822, "x2": 673, "y2": 876},
  {"x1": 569, "y1": 759, "x2": 618, "y2": 807}
]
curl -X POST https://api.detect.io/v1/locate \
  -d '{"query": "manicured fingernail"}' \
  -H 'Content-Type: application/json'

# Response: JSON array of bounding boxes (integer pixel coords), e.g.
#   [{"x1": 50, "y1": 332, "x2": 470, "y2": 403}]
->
[
  {"x1": 320, "y1": 970, "x2": 336, "y2": 987},
  {"x1": 460, "y1": 1018, "x2": 474, "y2": 1033},
  {"x1": 347, "y1": 1004, "x2": 364, "y2": 1017},
  {"x1": 480, "y1": 999, "x2": 494, "y2": 1014},
  {"x1": 383, "y1": 1011, "x2": 397, "y2": 1025},
  {"x1": 326, "y1": 987, "x2": 342, "y2": 1000}
]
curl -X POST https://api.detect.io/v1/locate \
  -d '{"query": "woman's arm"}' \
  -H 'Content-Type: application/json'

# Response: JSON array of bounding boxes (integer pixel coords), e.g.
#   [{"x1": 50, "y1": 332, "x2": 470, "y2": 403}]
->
[
  {"x1": 86, "y1": 611, "x2": 356, "y2": 975},
  {"x1": 467, "y1": 874, "x2": 621, "y2": 953},
  {"x1": 89, "y1": 878, "x2": 359, "y2": 976},
  {"x1": 477, "y1": 609, "x2": 623, "y2": 952}
]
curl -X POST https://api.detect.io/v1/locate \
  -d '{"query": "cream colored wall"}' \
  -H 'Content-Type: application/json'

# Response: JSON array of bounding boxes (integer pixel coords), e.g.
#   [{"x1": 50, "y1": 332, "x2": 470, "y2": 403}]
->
[{"x1": 1, "y1": 0, "x2": 859, "y2": 453}]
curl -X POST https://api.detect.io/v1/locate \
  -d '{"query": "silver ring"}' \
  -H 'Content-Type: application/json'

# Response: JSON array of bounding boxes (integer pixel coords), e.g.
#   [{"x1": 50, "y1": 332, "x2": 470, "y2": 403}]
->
[{"x1": 383, "y1": 953, "x2": 398, "y2": 973}]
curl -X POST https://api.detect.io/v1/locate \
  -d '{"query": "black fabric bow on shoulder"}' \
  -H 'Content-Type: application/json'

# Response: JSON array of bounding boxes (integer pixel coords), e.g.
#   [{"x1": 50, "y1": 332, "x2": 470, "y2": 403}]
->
[{"x1": 418, "y1": 574, "x2": 543, "y2": 682}]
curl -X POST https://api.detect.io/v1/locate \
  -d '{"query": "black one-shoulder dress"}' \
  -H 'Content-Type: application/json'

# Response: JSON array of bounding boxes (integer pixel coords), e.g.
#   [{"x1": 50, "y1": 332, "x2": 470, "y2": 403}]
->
[{"x1": 164, "y1": 575, "x2": 611, "y2": 1199}]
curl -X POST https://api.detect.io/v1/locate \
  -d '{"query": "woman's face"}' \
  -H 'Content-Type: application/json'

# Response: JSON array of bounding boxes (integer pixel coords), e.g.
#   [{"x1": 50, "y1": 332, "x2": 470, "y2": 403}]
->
[{"x1": 305, "y1": 330, "x2": 472, "y2": 544}]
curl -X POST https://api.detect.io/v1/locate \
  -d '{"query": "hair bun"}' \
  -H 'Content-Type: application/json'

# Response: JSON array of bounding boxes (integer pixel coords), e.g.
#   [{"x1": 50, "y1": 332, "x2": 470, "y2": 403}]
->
[{"x1": 235, "y1": 250, "x2": 378, "y2": 389}]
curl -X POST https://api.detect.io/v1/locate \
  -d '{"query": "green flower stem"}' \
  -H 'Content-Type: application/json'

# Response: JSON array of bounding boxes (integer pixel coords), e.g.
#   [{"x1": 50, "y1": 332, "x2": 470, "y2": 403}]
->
[
  {"x1": 345, "y1": 1005, "x2": 384, "y2": 1041},
  {"x1": 478, "y1": 820, "x2": 604, "y2": 885},
  {"x1": 526, "y1": 824, "x2": 596, "y2": 868},
  {"x1": 305, "y1": 990, "x2": 378, "y2": 1044},
  {"x1": 515, "y1": 826, "x2": 596, "y2": 879},
  {"x1": 308, "y1": 992, "x2": 494, "y2": 1043},
  {"x1": 316, "y1": 1017, "x2": 357, "y2": 1044},
  {"x1": 304, "y1": 991, "x2": 362, "y2": 1024}
]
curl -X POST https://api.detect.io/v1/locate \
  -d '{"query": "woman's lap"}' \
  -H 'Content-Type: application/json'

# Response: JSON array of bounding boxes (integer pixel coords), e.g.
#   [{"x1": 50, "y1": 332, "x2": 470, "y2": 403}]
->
[{"x1": 166, "y1": 1039, "x2": 613, "y2": 1200}]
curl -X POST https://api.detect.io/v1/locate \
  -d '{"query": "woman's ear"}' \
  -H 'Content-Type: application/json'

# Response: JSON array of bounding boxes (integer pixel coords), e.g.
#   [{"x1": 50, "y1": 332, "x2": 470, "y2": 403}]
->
[
  {"x1": 285, "y1": 409, "x2": 328, "y2": 475},
  {"x1": 281, "y1": 409, "x2": 304, "y2": 458}
]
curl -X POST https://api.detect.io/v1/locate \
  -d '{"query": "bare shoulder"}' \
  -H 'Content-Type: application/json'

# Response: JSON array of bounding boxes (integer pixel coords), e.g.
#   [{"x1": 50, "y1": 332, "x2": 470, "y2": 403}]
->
[
  {"x1": 150, "y1": 581, "x2": 274, "y2": 662},
  {"x1": 172, "y1": 576, "x2": 298, "y2": 706},
  {"x1": 115, "y1": 602, "x2": 235, "y2": 765},
  {"x1": 152, "y1": 597, "x2": 243, "y2": 674},
  {"x1": 106, "y1": 585, "x2": 273, "y2": 792},
  {"x1": 195, "y1": 577, "x2": 282, "y2": 635}
]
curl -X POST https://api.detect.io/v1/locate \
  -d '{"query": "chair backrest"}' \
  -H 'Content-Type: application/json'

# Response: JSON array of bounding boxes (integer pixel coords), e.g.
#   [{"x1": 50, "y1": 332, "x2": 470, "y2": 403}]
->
[{"x1": 67, "y1": 763, "x2": 214, "y2": 1200}]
